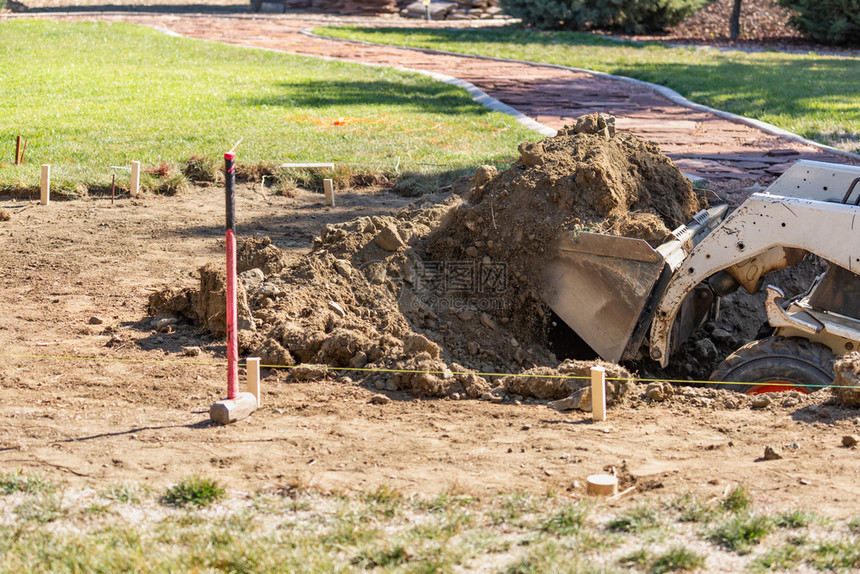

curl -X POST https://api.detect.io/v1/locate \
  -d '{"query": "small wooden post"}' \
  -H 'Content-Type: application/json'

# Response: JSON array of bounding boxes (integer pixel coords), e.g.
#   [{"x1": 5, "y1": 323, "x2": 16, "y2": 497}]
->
[
  {"x1": 591, "y1": 365, "x2": 606, "y2": 422},
  {"x1": 14, "y1": 136, "x2": 22, "y2": 165},
  {"x1": 130, "y1": 161, "x2": 140, "y2": 198},
  {"x1": 246, "y1": 357, "x2": 261, "y2": 407},
  {"x1": 40, "y1": 164, "x2": 50, "y2": 205},
  {"x1": 323, "y1": 178, "x2": 335, "y2": 207},
  {"x1": 586, "y1": 474, "x2": 618, "y2": 496}
]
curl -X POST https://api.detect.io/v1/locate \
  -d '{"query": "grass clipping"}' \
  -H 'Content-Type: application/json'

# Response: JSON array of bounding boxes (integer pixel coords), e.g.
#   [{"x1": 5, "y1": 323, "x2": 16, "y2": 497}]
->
[{"x1": 153, "y1": 115, "x2": 701, "y2": 403}]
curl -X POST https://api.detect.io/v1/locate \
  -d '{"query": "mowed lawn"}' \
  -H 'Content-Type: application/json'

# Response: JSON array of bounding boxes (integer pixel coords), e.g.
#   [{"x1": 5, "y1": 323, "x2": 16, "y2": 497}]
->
[
  {"x1": 3, "y1": 472, "x2": 860, "y2": 573},
  {"x1": 317, "y1": 26, "x2": 860, "y2": 154},
  {"x1": 0, "y1": 20, "x2": 537, "y2": 192}
]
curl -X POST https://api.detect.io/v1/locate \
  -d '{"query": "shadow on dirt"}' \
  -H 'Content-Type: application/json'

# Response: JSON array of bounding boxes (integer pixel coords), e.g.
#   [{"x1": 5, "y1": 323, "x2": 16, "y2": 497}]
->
[
  {"x1": 108, "y1": 315, "x2": 212, "y2": 357},
  {"x1": 57, "y1": 420, "x2": 219, "y2": 444},
  {"x1": 790, "y1": 401, "x2": 858, "y2": 425}
]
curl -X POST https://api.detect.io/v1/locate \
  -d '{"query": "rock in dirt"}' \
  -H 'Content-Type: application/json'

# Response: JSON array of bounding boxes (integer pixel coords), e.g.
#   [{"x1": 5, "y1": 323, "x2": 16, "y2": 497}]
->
[
  {"x1": 88, "y1": 316, "x2": 105, "y2": 325},
  {"x1": 694, "y1": 338, "x2": 719, "y2": 363},
  {"x1": 842, "y1": 435, "x2": 859, "y2": 448},
  {"x1": 333, "y1": 258, "x2": 353, "y2": 278},
  {"x1": 373, "y1": 223, "x2": 406, "y2": 251},
  {"x1": 763, "y1": 446, "x2": 783, "y2": 461},
  {"x1": 327, "y1": 301, "x2": 347, "y2": 318},
  {"x1": 349, "y1": 351, "x2": 368, "y2": 369},
  {"x1": 549, "y1": 386, "x2": 592, "y2": 412},
  {"x1": 239, "y1": 268, "x2": 265, "y2": 292},
  {"x1": 710, "y1": 327, "x2": 733, "y2": 344},
  {"x1": 645, "y1": 381, "x2": 674, "y2": 402},
  {"x1": 833, "y1": 353, "x2": 860, "y2": 407},
  {"x1": 752, "y1": 395, "x2": 773, "y2": 409},
  {"x1": 369, "y1": 394, "x2": 391, "y2": 405},
  {"x1": 155, "y1": 317, "x2": 177, "y2": 332},
  {"x1": 292, "y1": 364, "x2": 329, "y2": 381}
]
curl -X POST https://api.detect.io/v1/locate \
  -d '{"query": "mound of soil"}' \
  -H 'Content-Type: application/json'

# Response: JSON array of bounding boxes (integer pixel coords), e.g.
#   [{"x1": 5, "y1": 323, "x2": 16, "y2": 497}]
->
[
  {"x1": 425, "y1": 113, "x2": 702, "y2": 349},
  {"x1": 151, "y1": 115, "x2": 706, "y2": 402}
]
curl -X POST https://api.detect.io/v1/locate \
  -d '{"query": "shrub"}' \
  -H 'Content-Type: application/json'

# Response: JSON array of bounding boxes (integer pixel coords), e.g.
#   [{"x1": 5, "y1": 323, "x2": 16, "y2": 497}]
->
[
  {"x1": 779, "y1": 0, "x2": 860, "y2": 46},
  {"x1": 500, "y1": 0, "x2": 708, "y2": 33},
  {"x1": 614, "y1": 0, "x2": 710, "y2": 33}
]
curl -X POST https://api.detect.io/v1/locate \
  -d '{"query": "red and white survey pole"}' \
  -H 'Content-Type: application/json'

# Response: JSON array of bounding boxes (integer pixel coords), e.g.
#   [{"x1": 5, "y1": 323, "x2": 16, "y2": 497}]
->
[
  {"x1": 224, "y1": 151, "x2": 239, "y2": 400},
  {"x1": 209, "y1": 147, "x2": 258, "y2": 425}
]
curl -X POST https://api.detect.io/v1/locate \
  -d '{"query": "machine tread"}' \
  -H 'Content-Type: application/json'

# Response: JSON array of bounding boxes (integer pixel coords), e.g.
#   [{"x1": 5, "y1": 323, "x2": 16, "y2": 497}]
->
[{"x1": 709, "y1": 336, "x2": 835, "y2": 394}]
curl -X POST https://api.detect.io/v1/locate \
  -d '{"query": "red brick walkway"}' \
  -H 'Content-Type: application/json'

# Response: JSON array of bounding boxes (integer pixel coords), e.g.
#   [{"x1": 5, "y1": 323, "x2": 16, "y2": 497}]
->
[{"x1": 25, "y1": 12, "x2": 860, "y2": 195}]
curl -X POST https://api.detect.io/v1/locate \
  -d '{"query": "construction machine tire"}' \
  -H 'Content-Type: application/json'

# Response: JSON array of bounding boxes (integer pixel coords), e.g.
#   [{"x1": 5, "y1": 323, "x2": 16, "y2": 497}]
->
[{"x1": 709, "y1": 336, "x2": 835, "y2": 395}]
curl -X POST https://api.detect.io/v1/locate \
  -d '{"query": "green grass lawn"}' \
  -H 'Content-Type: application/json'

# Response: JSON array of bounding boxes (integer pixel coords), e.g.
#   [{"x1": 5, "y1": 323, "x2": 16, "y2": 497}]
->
[
  {"x1": 0, "y1": 20, "x2": 537, "y2": 194},
  {"x1": 316, "y1": 26, "x2": 860, "y2": 154},
  {"x1": 2, "y1": 471, "x2": 860, "y2": 573}
]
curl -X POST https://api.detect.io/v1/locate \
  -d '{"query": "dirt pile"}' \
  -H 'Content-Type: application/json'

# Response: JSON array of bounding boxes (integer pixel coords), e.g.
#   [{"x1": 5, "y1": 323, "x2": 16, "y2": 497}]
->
[
  {"x1": 425, "y1": 113, "x2": 702, "y2": 346},
  {"x1": 151, "y1": 115, "x2": 708, "y2": 401}
]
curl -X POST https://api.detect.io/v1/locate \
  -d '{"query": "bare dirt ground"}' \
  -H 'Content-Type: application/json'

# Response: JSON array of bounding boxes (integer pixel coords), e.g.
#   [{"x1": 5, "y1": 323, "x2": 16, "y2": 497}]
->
[
  {"x1": 2, "y1": 179, "x2": 860, "y2": 516},
  {"x1": 2, "y1": 0, "x2": 860, "y2": 519}
]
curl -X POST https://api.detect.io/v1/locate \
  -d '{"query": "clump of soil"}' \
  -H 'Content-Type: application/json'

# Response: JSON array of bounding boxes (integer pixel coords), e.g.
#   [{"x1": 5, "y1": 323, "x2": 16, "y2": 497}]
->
[
  {"x1": 151, "y1": 115, "x2": 707, "y2": 401},
  {"x1": 500, "y1": 359, "x2": 630, "y2": 401},
  {"x1": 833, "y1": 352, "x2": 860, "y2": 407}
]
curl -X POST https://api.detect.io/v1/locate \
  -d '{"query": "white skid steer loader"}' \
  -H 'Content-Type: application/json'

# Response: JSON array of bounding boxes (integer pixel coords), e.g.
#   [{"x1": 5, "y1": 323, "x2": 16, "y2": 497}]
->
[{"x1": 540, "y1": 160, "x2": 860, "y2": 395}]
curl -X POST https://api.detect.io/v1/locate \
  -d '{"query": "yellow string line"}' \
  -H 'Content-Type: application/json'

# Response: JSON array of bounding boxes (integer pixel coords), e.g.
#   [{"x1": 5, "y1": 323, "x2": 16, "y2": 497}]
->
[{"x1": 1, "y1": 353, "x2": 857, "y2": 390}]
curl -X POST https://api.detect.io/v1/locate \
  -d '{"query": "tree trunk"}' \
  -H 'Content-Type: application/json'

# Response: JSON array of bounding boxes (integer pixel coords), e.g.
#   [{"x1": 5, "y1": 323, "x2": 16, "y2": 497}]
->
[{"x1": 729, "y1": 0, "x2": 742, "y2": 40}]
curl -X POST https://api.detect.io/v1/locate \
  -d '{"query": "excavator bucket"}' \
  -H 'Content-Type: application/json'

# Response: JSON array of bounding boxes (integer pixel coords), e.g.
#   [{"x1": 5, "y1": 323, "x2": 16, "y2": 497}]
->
[{"x1": 540, "y1": 231, "x2": 667, "y2": 363}]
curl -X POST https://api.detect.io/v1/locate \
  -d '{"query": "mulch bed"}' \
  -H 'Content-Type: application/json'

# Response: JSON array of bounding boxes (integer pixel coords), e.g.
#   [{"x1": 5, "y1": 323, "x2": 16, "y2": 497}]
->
[{"x1": 623, "y1": 0, "x2": 858, "y2": 55}]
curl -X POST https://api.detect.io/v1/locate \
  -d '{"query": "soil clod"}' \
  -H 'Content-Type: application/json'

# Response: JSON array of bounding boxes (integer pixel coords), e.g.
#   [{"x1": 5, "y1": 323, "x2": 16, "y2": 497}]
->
[{"x1": 763, "y1": 446, "x2": 783, "y2": 460}]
